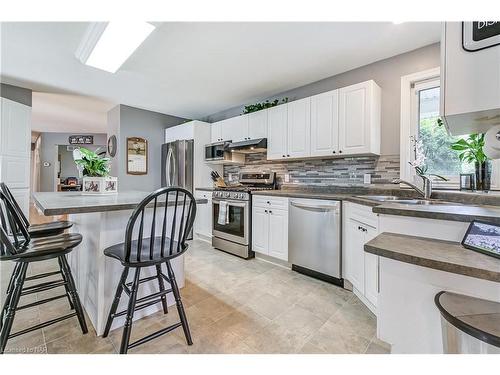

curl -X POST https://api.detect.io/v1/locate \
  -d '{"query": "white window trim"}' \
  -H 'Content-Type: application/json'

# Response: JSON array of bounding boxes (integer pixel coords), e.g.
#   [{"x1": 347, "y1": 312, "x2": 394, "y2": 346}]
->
[{"x1": 400, "y1": 67, "x2": 500, "y2": 190}]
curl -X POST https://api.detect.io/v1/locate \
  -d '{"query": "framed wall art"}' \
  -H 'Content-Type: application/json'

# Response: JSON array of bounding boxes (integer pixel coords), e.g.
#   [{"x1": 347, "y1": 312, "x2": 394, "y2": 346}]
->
[{"x1": 126, "y1": 137, "x2": 148, "y2": 175}]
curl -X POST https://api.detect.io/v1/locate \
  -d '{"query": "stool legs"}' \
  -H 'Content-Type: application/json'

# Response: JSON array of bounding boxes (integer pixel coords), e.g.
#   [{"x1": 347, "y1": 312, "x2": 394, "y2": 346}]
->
[
  {"x1": 59, "y1": 256, "x2": 88, "y2": 334},
  {"x1": 120, "y1": 268, "x2": 141, "y2": 354},
  {"x1": 57, "y1": 257, "x2": 74, "y2": 310},
  {"x1": 0, "y1": 263, "x2": 21, "y2": 332},
  {"x1": 156, "y1": 264, "x2": 168, "y2": 314},
  {"x1": 0, "y1": 262, "x2": 28, "y2": 354},
  {"x1": 166, "y1": 260, "x2": 192, "y2": 345},
  {"x1": 102, "y1": 267, "x2": 129, "y2": 338}
]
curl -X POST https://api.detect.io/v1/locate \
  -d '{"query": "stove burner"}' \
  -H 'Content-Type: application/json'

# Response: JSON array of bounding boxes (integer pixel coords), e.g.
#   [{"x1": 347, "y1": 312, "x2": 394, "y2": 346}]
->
[{"x1": 212, "y1": 172, "x2": 276, "y2": 201}]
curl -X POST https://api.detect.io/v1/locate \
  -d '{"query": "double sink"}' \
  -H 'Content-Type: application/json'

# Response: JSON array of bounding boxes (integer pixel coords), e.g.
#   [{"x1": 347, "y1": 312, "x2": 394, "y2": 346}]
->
[{"x1": 356, "y1": 195, "x2": 458, "y2": 206}]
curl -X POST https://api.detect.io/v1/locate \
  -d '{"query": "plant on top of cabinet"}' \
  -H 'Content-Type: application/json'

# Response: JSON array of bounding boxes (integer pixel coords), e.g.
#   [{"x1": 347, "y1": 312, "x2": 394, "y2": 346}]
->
[{"x1": 242, "y1": 97, "x2": 289, "y2": 114}]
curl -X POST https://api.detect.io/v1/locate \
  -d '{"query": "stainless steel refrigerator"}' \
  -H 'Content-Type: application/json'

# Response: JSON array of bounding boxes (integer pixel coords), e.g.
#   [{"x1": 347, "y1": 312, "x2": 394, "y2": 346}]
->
[{"x1": 161, "y1": 140, "x2": 194, "y2": 191}]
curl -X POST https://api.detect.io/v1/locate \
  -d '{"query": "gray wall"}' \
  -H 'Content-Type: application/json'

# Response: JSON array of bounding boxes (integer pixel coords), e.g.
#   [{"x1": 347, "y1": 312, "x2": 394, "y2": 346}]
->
[
  {"x1": 0, "y1": 83, "x2": 32, "y2": 106},
  {"x1": 204, "y1": 43, "x2": 440, "y2": 155},
  {"x1": 39, "y1": 132, "x2": 107, "y2": 191},
  {"x1": 107, "y1": 105, "x2": 187, "y2": 191},
  {"x1": 58, "y1": 145, "x2": 103, "y2": 181}
]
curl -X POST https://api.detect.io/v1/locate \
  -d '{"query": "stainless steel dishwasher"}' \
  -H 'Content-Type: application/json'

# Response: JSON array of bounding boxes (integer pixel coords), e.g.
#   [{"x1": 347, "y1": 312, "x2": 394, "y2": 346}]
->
[{"x1": 289, "y1": 198, "x2": 342, "y2": 286}]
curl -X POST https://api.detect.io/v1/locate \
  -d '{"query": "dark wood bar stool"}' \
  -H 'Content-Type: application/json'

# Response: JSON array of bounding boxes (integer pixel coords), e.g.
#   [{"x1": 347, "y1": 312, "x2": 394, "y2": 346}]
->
[
  {"x1": 0, "y1": 183, "x2": 73, "y2": 238},
  {"x1": 0, "y1": 190, "x2": 87, "y2": 354},
  {"x1": 102, "y1": 187, "x2": 196, "y2": 354}
]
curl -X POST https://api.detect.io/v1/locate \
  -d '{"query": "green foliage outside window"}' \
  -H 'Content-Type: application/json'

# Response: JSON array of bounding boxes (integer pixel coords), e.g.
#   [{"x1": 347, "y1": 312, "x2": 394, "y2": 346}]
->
[{"x1": 418, "y1": 118, "x2": 474, "y2": 177}]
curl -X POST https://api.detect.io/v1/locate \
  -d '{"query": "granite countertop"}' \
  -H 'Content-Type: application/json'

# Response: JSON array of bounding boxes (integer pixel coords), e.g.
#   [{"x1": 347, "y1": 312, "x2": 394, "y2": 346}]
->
[
  {"x1": 435, "y1": 291, "x2": 500, "y2": 348},
  {"x1": 33, "y1": 191, "x2": 208, "y2": 216},
  {"x1": 365, "y1": 232, "x2": 500, "y2": 283},
  {"x1": 372, "y1": 202, "x2": 500, "y2": 225},
  {"x1": 252, "y1": 188, "x2": 500, "y2": 224},
  {"x1": 252, "y1": 190, "x2": 381, "y2": 206}
]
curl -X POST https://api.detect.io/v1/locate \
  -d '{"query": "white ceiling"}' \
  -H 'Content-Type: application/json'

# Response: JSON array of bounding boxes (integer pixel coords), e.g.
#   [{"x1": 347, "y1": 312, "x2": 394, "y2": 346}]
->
[
  {"x1": 1, "y1": 22, "x2": 441, "y2": 123},
  {"x1": 31, "y1": 93, "x2": 114, "y2": 133}
]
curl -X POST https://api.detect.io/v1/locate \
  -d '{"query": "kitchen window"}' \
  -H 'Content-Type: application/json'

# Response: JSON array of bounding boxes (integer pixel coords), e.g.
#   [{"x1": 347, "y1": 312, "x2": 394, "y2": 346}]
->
[{"x1": 400, "y1": 68, "x2": 499, "y2": 189}]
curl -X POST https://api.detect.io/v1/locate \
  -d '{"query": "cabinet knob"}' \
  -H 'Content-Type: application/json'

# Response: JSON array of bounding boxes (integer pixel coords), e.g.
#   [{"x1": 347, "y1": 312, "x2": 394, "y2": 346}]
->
[
  {"x1": 267, "y1": 201, "x2": 270, "y2": 204},
  {"x1": 287, "y1": 154, "x2": 290, "y2": 157},
  {"x1": 282, "y1": 155, "x2": 285, "y2": 158},
  {"x1": 264, "y1": 210, "x2": 268, "y2": 213},
  {"x1": 332, "y1": 151, "x2": 336, "y2": 154},
  {"x1": 269, "y1": 210, "x2": 273, "y2": 214},
  {"x1": 339, "y1": 150, "x2": 343, "y2": 153}
]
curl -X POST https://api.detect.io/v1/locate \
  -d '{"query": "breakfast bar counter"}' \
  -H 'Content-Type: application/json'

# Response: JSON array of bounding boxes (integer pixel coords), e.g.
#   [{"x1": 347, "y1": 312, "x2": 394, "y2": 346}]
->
[
  {"x1": 32, "y1": 191, "x2": 207, "y2": 336},
  {"x1": 365, "y1": 232, "x2": 500, "y2": 353}
]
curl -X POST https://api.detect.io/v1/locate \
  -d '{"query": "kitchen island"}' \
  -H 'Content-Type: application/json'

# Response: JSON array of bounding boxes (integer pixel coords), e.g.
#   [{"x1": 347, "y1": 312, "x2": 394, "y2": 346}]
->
[
  {"x1": 33, "y1": 191, "x2": 207, "y2": 336},
  {"x1": 365, "y1": 232, "x2": 500, "y2": 354}
]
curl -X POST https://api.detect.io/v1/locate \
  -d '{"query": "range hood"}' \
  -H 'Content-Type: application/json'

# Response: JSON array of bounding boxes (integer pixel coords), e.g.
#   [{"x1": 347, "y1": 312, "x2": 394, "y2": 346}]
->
[
  {"x1": 226, "y1": 138, "x2": 267, "y2": 154},
  {"x1": 441, "y1": 22, "x2": 500, "y2": 135}
]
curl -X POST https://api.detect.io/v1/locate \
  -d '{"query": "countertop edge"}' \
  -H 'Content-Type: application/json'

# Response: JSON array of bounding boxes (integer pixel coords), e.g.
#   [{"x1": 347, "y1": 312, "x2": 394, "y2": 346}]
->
[
  {"x1": 33, "y1": 196, "x2": 208, "y2": 216},
  {"x1": 364, "y1": 234, "x2": 500, "y2": 283},
  {"x1": 252, "y1": 190, "x2": 500, "y2": 223}
]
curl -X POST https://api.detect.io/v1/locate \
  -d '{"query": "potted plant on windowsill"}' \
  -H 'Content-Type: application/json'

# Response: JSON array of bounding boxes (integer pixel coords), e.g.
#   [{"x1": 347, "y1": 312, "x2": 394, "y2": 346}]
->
[
  {"x1": 450, "y1": 133, "x2": 490, "y2": 191},
  {"x1": 74, "y1": 147, "x2": 118, "y2": 195}
]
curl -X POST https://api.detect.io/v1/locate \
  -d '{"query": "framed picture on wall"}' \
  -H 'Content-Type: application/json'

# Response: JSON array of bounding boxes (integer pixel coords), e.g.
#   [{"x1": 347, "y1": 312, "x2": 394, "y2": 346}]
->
[{"x1": 126, "y1": 137, "x2": 148, "y2": 175}]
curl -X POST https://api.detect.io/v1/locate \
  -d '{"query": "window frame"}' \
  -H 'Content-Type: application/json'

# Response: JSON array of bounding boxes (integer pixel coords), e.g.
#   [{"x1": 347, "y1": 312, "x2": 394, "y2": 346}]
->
[{"x1": 400, "y1": 68, "x2": 499, "y2": 190}]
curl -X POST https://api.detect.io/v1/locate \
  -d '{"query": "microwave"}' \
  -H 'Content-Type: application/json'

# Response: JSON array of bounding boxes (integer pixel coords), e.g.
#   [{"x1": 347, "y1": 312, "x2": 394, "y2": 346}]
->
[{"x1": 205, "y1": 141, "x2": 230, "y2": 161}]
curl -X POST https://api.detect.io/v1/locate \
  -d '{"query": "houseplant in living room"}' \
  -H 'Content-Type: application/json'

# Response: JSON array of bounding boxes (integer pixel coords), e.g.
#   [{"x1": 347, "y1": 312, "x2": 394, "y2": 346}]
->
[
  {"x1": 450, "y1": 133, "x2": 490, "y2": 191},
  {"x1": 74, "y1": 147, "x2": 118, "y2": 194}
]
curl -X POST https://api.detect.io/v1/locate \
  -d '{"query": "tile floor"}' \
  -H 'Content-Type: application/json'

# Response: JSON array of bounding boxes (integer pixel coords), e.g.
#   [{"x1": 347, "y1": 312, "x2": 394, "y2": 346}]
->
[
  {"x1": 1, "y1": 206, "x2": 390, "y2": 354},
  {"x1": 1, "y1": 238, "x2": 390, "y2": 354}
]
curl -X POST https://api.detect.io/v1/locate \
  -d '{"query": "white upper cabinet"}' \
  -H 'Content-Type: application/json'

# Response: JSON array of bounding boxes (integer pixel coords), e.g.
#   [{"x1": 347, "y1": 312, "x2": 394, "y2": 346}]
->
[
  {"x1": 287, "y1": 97, "x2": 311, "y2": 158},
  {"x1": 310, "y1": 90, "x2": 339, "y2": 157},
  {"x1": 248, "y1": 110, "x2": 268, "y2": 139},
  {"x1": 0, "y1": 98, "x2": 31, "y2": 217},
  {"x1": 211, "y1": 121, "x2": 223, "y2": 143},
  {"x1": 267, "y1": 104, "x2": 288, "y2": 160},
  {"x1": 1, "y1": 98, "x2": 31, "y2": 157},
  {"x1": 221, "y1": 115, "x2": 248, "y2": 143},
  {"x1": 267, "y1": 98, "x2": 312, "y2": 160},
  {"x1": 213, "y1": 79, "x2": 380, "y2": 159},
  {"x1": 338, "y1": 80, "x2": 381, "y2": 155},
  {"x1": 211, "y1": 114, "x2": 257, "y2": 143}
]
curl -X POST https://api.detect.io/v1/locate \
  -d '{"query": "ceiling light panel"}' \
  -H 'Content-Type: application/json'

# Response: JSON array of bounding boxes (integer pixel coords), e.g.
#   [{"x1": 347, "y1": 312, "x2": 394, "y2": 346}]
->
[{"x1": 81, "y1": 22, "x2": 155, "y2": 73}]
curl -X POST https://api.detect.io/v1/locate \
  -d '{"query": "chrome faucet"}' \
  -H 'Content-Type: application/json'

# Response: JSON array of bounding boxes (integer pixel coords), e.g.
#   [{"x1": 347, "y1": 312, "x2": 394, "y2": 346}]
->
[{"x1": 392, "y1": 175, "x2": 432, "y2": 199}]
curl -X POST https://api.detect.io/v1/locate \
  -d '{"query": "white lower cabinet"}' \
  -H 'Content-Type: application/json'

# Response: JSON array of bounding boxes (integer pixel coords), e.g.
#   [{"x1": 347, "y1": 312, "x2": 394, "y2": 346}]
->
[
  {"x1": 252, "y1": 206, "x2": 269, "y2": 254},
  {"x1": 343, "y1": 202, "x2": 379, "y2": 314},
  {"x1": 252, "y1": 196, "x2": 288, "y2": 261},
  {"x1": 193, "y1": 190, "x2": 212, "y2": 241},
  {"x1": 267, "y1": 208, "x2": 288, "y2": 260}
]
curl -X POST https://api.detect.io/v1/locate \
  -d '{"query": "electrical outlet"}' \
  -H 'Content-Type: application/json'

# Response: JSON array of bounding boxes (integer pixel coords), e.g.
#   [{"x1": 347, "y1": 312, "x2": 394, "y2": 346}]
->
[
  {"x1": 284, "y1": 173, "x2": 290, "y2": 183},
  {"x1": 364, "y1": 173, "x2": 371, "y2": 184}
]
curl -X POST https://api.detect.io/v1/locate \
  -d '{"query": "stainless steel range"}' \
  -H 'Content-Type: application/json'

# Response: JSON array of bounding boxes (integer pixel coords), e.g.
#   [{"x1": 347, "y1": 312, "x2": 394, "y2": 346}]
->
[{"x1": 212, "y1": 172, "x2": 276, "y2": 259}]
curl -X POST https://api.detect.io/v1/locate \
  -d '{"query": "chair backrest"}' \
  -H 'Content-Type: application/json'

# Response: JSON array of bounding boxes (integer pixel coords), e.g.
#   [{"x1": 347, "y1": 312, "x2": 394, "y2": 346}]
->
[
  {"x1": 124, "y1": 187, "x2": 197, "y2": 263},
  {"x1": 0, "y1": 190, "x2": 30, "y2": 257},
  {"x1": 0, "y1": 183, "x2": 30, "y2": 229}
]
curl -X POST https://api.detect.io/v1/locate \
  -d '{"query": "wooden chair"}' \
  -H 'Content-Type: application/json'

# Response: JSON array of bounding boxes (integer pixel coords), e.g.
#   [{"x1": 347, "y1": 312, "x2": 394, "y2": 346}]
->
[
  {"x1": 102, "y1": 187, "x2": 196, "y2": 354},
  {"x1": 0, "y1": 191, "x2": 87, "y2": 354},
  {"x1": 0, "y1": 183, "x2": 73, "y2": 238}
]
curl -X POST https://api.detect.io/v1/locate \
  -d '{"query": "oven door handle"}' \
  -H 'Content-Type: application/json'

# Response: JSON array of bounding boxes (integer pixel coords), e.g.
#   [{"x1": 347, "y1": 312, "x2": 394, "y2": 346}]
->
[{"x1": 212, "y1": 199, "x2": 248, "y2": 208}]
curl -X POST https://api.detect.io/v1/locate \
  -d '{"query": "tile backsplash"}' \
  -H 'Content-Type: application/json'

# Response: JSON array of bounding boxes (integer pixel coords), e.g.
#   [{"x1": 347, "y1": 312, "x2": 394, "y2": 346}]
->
[{"x1": 223, "y1": 153, "x2": 400, "y2": 187}]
